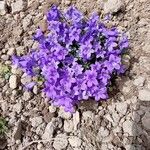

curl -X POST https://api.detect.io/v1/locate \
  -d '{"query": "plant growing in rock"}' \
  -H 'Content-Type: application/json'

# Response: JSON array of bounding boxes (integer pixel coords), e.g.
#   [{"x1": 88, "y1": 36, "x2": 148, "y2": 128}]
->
[
  {"x1": 0, "y1": 63, "x2": 11, "y2": 80},
  {"x1": 0, "y1": 117, "x2": 7, "y2": 137},
  {"x1": 12, "y1": 6, "x2": 129, "y2": 112}
]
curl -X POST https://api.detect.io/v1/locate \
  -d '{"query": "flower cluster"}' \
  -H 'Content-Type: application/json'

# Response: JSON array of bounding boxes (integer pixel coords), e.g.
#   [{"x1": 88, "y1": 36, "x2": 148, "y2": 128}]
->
[{"x1": 12, "y1": 6, "x2": 129, "y2": 112}]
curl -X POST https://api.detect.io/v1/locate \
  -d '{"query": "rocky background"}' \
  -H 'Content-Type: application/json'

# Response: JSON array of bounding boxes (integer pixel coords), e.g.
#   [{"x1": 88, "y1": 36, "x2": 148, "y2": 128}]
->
[{"x1": 0, "y1": 0, "x2": 150, "y2": 150}]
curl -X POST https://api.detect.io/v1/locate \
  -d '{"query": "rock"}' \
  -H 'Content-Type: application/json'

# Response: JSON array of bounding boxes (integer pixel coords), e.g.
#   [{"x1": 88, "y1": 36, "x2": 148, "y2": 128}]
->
[
  {"x1": 104, "y1": 114, "x2": 114, "y2": 123},
  {"x1": 13, "y1": 103, "x2": 22, "y2": 114},
  {"x1": 58, "y1": 107, "x2": 72, "y2": 119},
  {"x1": 68, "y1": 136, "x2": 82, "y2": 148},
  {"x1": 53, "y1": 134, "x2": 68, "y2": 150},
  {"x1": 30, "y1": 116, "x2": 43, "y2": 128},
  {"x1": 73, "y1": 111, "x2": 80, "y2": 131},
  {"x1": 133, "y1": 76, "x2": 145, "y2": 87},
  {"x1": 142, "y1": 112, "x2": 150, "y2": 131},
  {"x1": 13, "y1": 26, "x2": 23, "y2": 37},
  {"x1": 21, "y1": 74, "x2": 32, "y2": 85},
  {"x1": 42, "y1": 118, "x2": 62, "y2": 140},
  {"x1": 33, "y1": 85, "x2": 38, "y2": 94},
  {"x1": 39, "y1": 19, "x2": 47, "y2": 32},
  {"x1": 22, "y1": 14, "x2": 32, "y2": 30},
  {"x1": 103, "y1": 0, "x2": 124, "y2": 14},
  {"x1": 122, "y1": 120, "x2": 133, "y2": 136},
  {"x1": 7, "y1": 48, "x2": 15, "y2": 56},
  {"x1": 9, "y1": 75, "x2": 18, "y2": 89},
  {"x1": 116, "y1": 102, "x2": 128, "y2": 115},
  {"x1": 43, "y1": 112, "x2": 54, "y2": 123},
  {"x1": 82, "y1": 111, "x2": 94, "y2": 121},
  {"x1": 49, "y1": 105, "x2": 57, "y2": 113},
  {"x1": 11, "y1": 0, "x2": 27, "y2": 13},
  {"x1": 0, "y1": 136, "x2": 7, "y2": 150},
  {"x1": 13, "y1": 121, "x2": 22, "y2": 141},
  {"x1": 0, "y1": 1, "x2": 7, "y2": 15},
  {"x1": 64, "y1": 120, "x2": 74, "y2": 133},
  {"x1": 98, "y1": 127, "x2": 109, "y2": 138},
  {"x1": 22, "y1": 91, "x2": 32, "y2": 101},
  {"x1": 138, "y1": 89, "x2": 150, "y2": 101}
]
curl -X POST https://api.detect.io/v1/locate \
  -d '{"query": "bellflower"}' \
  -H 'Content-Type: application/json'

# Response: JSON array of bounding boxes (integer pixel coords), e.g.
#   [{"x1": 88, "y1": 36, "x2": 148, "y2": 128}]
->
[{"x1": 12, "y1": 6, "x2": 129, "y2": 112}]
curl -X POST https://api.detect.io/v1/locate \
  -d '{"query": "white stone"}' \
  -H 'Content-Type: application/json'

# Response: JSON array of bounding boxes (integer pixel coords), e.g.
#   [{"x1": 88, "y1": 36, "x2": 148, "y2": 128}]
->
[
  {"x1": 73, "y1": 111, "x2": 80, "y2": 131},
  {"x1": 105, "y1": 114, "x2": 114, "y2": 123},
  {"x1": 98, "y1": 127, "x2": 109, "y2": 138},
  {"x1": 11, "y1": 0, "x2": 26, "y2": 13},
  {"x1": 64, "y1": 120, "x2": 74, "y2": 133},
  {"x1": 142, "y1": 112, "x2": 150, "y2": 131},
  {"x1": 30, "y1": 116, "x2": 43, "y2": 128},
  {"x1": 58, "y1": 107, "x2": 72, "y2": 119},
  {"x1": 133, "y1": 76, "x2": 145, "y2": 87},
  {"x1": 42, "y1": 119, "x2": 56, "y2": 140},
  {"x1": 49, "y1": 105, "x2": 56, "y2": 113},
  {"x1": 9, "y1": 75, "x2": 18, "y2": 89},
  {"x1": 138, "y1": 89, "x2": 150, "y2": 101},
  {"x1": 122, "y1": 120, "x2": 133, "y2": 136},
  {"x1": 22, "y1": 15, "x2": 32, "y2": 30},
  {"x1": 0, "y1": 1, "x2": 7, "y2": 15},
  {"x1": 13, "y1": 103, "x2": 22, "y2": 114},
  {"x1": 116, "y1": 102, "x2": 128, "y2": 115},
  {"x1": 104, "y1": 0, "x2": 124, "y2": 14},
  {"x1": 53, "y1": 134, "x2": 68, "y2": 150},
  {"x1": 68, "y1": 136, "x2": 82, "y2": 148},
  {"x1": 7, "y1": 48, "x2": 15, "y2": 56},
  {"x1": 23, "y1": 91, "x2": 32, "y2": 101},
  {"x1": 82, "y1": 111, "x2": 94, "y2": 121}
]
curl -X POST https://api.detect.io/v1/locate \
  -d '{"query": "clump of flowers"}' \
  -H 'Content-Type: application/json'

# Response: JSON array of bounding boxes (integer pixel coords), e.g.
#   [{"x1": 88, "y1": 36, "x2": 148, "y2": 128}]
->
[{"x1": 12, "y1": 6, "x2": 129, "y2": 112}]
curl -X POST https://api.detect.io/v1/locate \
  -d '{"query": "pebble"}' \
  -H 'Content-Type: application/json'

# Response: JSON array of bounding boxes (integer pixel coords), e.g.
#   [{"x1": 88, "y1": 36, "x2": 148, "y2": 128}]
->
[
  {"x1": 73, "y1": 111, "x2": 80, "y2": 131},
  {"x1": 64, "y1": 120, "x2": 74, "y2": 133},
  {"x1": 9, "y1": 75, "x2": 18, "y2": 89},
  {"x1": 30, "y1": 116, "x2": 43, "y2": 128},
  {"x1": 68, "y1": 136, "x2": 82, "y2": 148},
  {"x1": 82, "y1": 111, "x2": 94, "y2": 121},
  {"x1": 133, "y1": 76, "x2": 145, "y2": 87},
  {"x1": 13, "y1": 103, "x2": 22, "y2": 114},
  {"x1": 7, "y1": 48, "x2": 15, "y2": 56},
  {"x1": 0, "y1": 1, "x2": 7, "y2": 15},
  {"x1": 22, "y1": 14, "x2": 32, "y2": 30},
  {"x1": 11, "y1": 0, "x2": 27, "y2": 13},
  {"x1": 58, "y1": 107, "x2": 72, "y2": 119},
  {"x1": 53, "y1": 134, "x2": 68, "y2": 150},
  {"x1": 138, "y1": 89, "x2": 150, "y2": 101},
  {"x1": 116, "y1": 102, "x2": 128, "y2": 115},
  {"x1": 103, "y1": 0, "x2": 124, "y2": 14},
  {"x1": 49, "y1": 105, "x2": 57, "y2": 113},
  {"x1": 22, "y1": 91, "x2": 32, "y2": 101},
  {"x1": 13, "y1": 121, "x2": 22, "y2": 141},
  {"x1": 142, "y1": 112, "x2": 150, "y2": 131},
  {"x1": 122, "y1": 120, "x2": 133, "y2": 136},
  {"x1": 42, "y1": 118, "x2": 62, "y2": 140}
]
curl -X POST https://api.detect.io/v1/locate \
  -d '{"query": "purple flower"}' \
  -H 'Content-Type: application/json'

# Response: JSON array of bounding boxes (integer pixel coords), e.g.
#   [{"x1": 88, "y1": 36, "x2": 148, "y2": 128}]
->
[
  {"x1": 25, "y1": 82, "x2": 36, "y2": 90},
  {"x1": 12, "y1": 5, "x2": 129, "y2": 112},
  {"x1": 85, "y1": 69, "x2": 98, "y2": 87}
]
